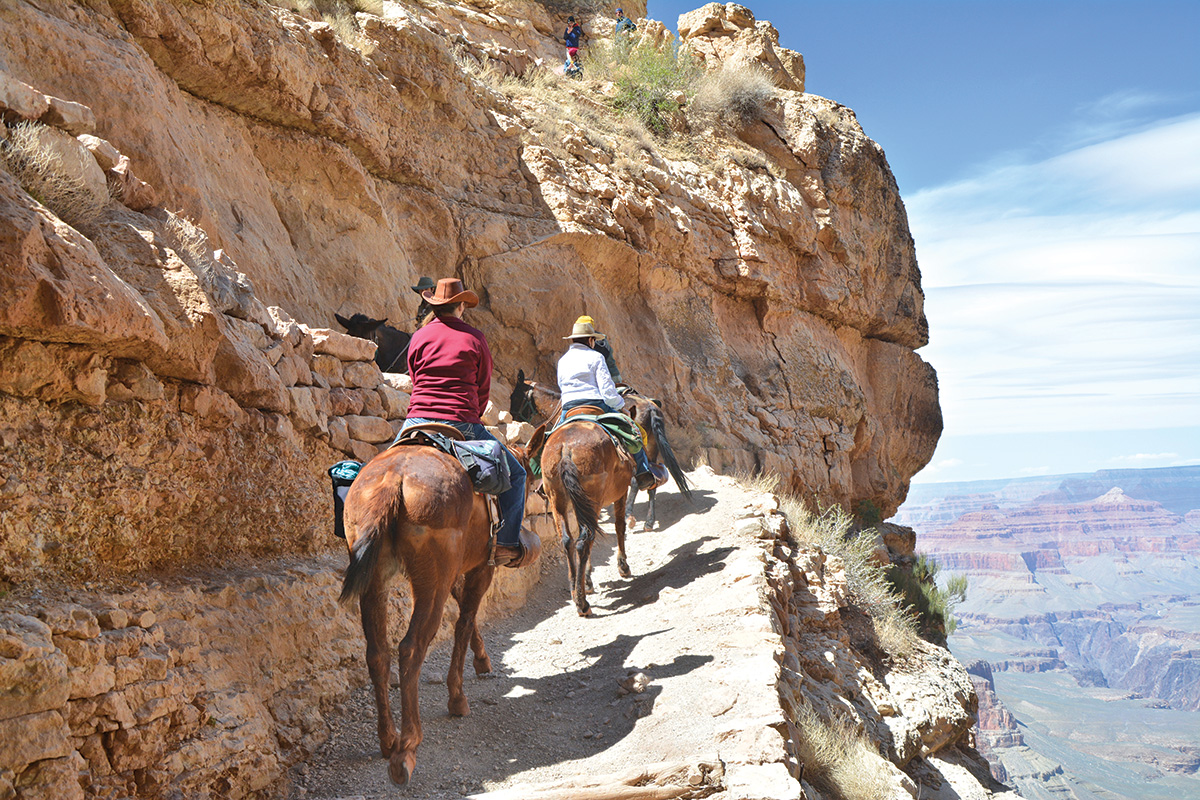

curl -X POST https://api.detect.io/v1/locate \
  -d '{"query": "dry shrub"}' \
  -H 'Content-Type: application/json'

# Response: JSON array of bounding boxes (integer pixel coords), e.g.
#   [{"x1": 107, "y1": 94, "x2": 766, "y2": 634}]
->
[
  {"x1": 692, "y1": 61, "x2": 775, "y2": 128},
  {"x1": 268, "y1": 0, "x2": 382, "y2": 53},
  {"x1": 779, "y1": 494, "x2": 920, "y2": 658},
  {"x1": 0, "y1": 122, "x2": 106, "y2": 232},
  {"x1": 795, "y1": 704, "x2": 894, "y2": 800}
]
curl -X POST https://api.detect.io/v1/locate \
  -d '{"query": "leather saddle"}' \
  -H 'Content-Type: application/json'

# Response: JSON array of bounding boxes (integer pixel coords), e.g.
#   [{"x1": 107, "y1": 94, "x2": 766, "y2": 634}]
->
[
  {"x1": 391, "y1": 421, "x2": 466, "y2": 447},
  {"x1": 564, "y1": 404, "x2": 605, "y2": 419}
]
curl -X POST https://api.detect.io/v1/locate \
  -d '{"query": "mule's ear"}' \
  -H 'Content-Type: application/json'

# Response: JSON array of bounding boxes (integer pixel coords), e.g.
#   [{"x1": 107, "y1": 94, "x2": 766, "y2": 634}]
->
[
  {"x1": 528, "y1": 423, "x2": 547, "y2": 456},
  {"x1": 517, "y1": 368, "x2": 526, "y2": 384},
  {"x1": 375, "y1": 318, "x2": 388, "y2": 328},
  {"x1": 334, "y1": 312, "x2": 351, "y2": 328}
]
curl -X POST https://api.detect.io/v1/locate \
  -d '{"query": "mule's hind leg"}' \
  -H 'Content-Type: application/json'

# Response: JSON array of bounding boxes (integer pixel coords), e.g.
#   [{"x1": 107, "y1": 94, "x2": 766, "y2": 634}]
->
[
  {"x1": 647, "y1": 487, "x2": 658, "y2": 530},
  {"x1": 554, "y1": 507, "x2": 577, "y2": 594},
  {"x1": 447, "y1": 564, "x2": 494, "y2": 717},
  {"x1": 390, "y1": 575, "x2": 453, "y2": 786},
  {"x1": 359, "y1": 579, "x2": 398, "y2": 758},
  {"x1": 574, "y1": 528, "x2": 595, "y2": 616},
  {"x1": 614, "y1": 495, "x2": 632, "y2": 578}
]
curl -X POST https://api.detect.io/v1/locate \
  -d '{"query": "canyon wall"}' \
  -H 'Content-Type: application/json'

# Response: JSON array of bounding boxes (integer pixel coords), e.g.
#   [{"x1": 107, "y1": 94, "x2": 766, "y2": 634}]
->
[
  {"x1": 1, "y1": 0, "x2": 938, "y2": 546},
  {"x1": 1, "y1": 0, "x2": 945, "y2": 797}
]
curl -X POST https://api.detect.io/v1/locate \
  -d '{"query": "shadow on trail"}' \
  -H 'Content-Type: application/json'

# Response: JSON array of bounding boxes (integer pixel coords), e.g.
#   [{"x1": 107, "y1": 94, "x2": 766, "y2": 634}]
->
[
  {"x1": 596, "y1": 536, "x2": 734, "y2": 616},
  {"x1": 408, "y1": 629, "x2": 714, "y2": 795},
  {"x1": 628, "y1": 486, "x2": 718, "y2": 531}
]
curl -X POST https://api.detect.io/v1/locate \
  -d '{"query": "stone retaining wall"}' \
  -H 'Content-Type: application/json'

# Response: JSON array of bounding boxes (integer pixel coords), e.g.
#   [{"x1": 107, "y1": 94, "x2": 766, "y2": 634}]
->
[{"x1": 0, "y1": 554, "x2": 548, "y2": 800}]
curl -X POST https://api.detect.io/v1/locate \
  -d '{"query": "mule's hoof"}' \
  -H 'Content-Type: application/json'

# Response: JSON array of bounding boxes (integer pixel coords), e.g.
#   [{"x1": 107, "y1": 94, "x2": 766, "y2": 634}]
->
[
  {"x1": 473, "y1": 655, "x2": 493, "y2": 676},
  {"x1": 388, "y1": 751, "x2": 416, "y2": 786},
  {"x1": 449, "y1": 696, "x2": 470, "y2": 717},
  {"x1": 576, "y1": 604, "x2": 593, "y2": 617},
  {"x1": 617, "y1": 560, "x2": 632, "y2": 579}
]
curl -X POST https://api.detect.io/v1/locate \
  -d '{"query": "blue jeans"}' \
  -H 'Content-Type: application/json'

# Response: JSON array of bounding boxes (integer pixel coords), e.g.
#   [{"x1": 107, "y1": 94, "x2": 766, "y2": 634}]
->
[
  {"x1": 401, "y1": 418, "x2": 526, "y2": 546},
  {"x1": 556, "y1": 401, "x2": 652, "y2": 474}
]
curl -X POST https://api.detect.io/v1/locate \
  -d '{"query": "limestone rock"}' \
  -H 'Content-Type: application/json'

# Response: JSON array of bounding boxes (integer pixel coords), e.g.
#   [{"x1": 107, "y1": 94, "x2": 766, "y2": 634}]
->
[
  {"x1": 0, "y1": 72, "x2": 49, "y2": 121},
  {"x1": 41, "y1": 95, "x2": 95, "y2": 136},
  {"x1": 343, "y1": 415, "x2": 393, "y2": 444},
  {"x1": 678, "y1": 3, "x2": 804, "y2": 92},
  {"x1": 309, "y1": 328, "x2": 376, "y2": 362}
]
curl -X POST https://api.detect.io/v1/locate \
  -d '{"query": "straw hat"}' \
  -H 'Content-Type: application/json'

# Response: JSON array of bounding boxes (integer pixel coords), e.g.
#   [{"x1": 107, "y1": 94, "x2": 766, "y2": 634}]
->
[
  {"x1": 563, "y1": 315, "x2": 606, "y2": 341},
  {"x1": 421, "y1": 278, "x2": 479, "y2": 307}
]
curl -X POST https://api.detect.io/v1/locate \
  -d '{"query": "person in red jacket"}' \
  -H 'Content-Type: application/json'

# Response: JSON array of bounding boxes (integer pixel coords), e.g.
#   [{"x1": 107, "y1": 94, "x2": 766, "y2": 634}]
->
[{"x1": 400, "y1": 278, "x2": 530, "y2": 567}]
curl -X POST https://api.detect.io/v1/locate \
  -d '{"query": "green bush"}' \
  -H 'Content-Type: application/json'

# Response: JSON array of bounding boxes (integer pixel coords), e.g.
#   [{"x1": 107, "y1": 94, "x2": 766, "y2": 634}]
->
[
  {"x1": 606, "y1": 40, "x2": 700, "y2": 136},
  {"x1": 886, "y1": 554, "x2": 967, "y2": 647}
]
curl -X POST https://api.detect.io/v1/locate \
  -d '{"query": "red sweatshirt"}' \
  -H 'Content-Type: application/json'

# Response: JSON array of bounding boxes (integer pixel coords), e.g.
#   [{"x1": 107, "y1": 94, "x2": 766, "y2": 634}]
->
[{"x1": 404, "y1": 316, "x2": 492, "y2": 423}]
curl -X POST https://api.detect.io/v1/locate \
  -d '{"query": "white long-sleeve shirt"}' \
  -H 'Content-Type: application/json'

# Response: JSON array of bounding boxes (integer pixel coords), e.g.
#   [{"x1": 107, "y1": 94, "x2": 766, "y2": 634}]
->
[{"x1": 557, "y1": 343, "x2": 624, "y2": 410}]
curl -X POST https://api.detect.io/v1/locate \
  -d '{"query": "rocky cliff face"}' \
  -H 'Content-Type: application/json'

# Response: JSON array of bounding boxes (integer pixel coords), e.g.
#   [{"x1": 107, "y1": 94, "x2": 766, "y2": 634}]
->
[
  {"x1": 1, "y1": 0, "x2": 937, "y2": 537},
  {"x1": 1, "y1": 0, "x2": 948, "y2": 797}
]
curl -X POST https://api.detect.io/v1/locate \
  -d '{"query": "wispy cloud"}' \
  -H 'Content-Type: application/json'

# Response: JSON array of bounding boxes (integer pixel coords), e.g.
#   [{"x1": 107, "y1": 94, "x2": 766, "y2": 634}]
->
[
  {"x1": 1106, "y1": 452, "x2": 1181, "y2": 464},
  {"x1": 908, "y1": 113, "x2": 1200, "y2": 438}
]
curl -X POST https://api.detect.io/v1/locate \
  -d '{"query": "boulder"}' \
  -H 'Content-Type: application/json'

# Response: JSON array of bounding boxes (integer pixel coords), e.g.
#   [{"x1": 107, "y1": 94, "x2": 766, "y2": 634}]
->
[{"x1": 41, "y1": 95, "x2": 95, "y2": 135}]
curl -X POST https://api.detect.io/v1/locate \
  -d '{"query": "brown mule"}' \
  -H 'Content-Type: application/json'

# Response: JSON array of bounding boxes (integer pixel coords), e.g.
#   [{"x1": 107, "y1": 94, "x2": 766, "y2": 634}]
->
[
  {"x1": 338, "y1": 425, "x2": 545, "y2": 786},
  {"x1": 541, "y1": 420, "x2": 635, "y2": 616}
]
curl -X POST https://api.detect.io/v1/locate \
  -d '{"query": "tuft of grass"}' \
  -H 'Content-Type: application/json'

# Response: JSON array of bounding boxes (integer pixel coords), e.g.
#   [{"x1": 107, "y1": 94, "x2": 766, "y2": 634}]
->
[
  {"x1": 268, "y1": 0, "x2": 382, "y2": 53},
  {"x1": 886, "y1": 554, "x2": 967, "y2": 647},
  {"x1": 1, "y1": 122, "x2": 107, "y2": 232},
  {"x1": 691, "y1": 61, "x2": 776, "y2": 128},
  {"x1": 795, "y1": 703, "x2": 895, "y2": 800},
  {"x1": 780, "y1": 496, "x2": 921, "y2": 658},
  {"x1": 732, "y1": 467, "x2": 782, "y2": 496}
]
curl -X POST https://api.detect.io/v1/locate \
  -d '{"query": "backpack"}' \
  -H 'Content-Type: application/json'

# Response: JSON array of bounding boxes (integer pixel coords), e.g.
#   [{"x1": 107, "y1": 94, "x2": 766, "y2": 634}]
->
[{"x1": 328, "y1": 459, "x2": 363, "y2": 539}]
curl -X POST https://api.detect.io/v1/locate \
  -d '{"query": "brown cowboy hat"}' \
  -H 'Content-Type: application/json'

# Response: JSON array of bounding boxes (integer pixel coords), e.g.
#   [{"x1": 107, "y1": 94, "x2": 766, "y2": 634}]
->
[{"x1": 422, "y1": 278, "x2": 479, "y2": 307}]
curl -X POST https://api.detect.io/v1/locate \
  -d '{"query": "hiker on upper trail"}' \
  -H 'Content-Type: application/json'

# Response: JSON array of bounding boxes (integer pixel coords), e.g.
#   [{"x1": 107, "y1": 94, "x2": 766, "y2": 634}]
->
[
  {"x1": 401, "y1": 278, "x2": 532, "y2": 567},
  {"x1": 614, "y1": 7, "x2": 637, "y2": 36},
  {"x1": 411, "y1": 276, "x2": 435, "y2": 327},
  {"x1": 563, "y1": 15, "x2": 586, "y2": 71},
  {"x1": 557, "y1": 316, "x2": 656, "y2": 489}
]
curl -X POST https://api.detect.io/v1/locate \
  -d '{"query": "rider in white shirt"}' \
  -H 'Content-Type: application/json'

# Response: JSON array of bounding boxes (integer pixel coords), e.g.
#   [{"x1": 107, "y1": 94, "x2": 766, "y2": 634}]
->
[{"x1": 556, "y1": 316, "x2": 655, "y2": 489}]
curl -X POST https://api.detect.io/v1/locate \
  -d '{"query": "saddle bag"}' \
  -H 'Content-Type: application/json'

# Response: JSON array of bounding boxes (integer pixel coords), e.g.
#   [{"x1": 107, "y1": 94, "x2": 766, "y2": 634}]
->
[
  {"x1": 452, "y1": 438, "x2": 512, "y2": 495},
  {"x1": 328, "y1": 460, "x2": 363, "y2": 539},
  {"x1": 398, "y1": 430, "x2": 512, "y2": 496}
]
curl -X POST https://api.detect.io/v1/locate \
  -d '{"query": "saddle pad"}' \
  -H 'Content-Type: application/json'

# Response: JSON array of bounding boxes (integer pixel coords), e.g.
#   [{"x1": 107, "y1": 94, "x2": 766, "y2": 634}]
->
[{"x1": 558, "y1": 413, "x2": 645, "y2": 455}]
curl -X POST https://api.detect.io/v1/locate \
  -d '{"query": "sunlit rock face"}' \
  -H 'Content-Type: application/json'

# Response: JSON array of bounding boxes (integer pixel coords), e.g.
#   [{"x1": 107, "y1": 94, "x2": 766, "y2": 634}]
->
[{"x1": 0, "y1": 0, "x2": 937, "y2": 530}]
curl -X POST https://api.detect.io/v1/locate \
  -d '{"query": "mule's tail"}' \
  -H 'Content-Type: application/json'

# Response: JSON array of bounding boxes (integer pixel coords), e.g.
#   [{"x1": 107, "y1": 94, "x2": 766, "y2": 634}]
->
[
  {"x1": 560, "y1": 449, "x2": 600, "y2": 539},
  {"x1": 339, "y1": 493, "x2": 401, "y2": 604},
  {"x1": 647, "y1": 406, "x2": 693, "y2": 502}
]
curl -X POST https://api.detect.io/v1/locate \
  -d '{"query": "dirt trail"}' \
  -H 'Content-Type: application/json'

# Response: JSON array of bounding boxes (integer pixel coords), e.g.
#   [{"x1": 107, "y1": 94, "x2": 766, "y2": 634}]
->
[{"x1": 294, "y1": 466, "x2": 780, "y2": 799}]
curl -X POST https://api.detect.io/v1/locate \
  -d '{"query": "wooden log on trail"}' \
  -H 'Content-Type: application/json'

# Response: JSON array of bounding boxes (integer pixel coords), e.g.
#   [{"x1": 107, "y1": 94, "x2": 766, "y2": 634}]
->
[{"x1": 467, "y1": 756, "x2": 724, "y2": 800}]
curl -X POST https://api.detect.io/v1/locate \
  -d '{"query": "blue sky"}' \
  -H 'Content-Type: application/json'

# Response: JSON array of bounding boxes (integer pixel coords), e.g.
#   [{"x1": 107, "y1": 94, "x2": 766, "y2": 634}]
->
[{"x1": 648, "y1": 1, "x2": 1200, "y2": 483}]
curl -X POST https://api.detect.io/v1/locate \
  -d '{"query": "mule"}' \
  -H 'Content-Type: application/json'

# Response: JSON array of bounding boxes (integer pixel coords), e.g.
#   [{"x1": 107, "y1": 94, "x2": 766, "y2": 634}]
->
[
  {"x1": 338, "y1": 424, "x2": 545, "y2": 786},
  {"x1": 541, "y1": 419, "x2": 635, "y2": 616},
  {"x1": 334, "y1": 312, "x2": 412, "y2": 373},
  {"x1": 626, "y1": 392, "x2": 693, "y2": 530},
  {"x1": 509, "y1": 369, "x2": 560, "y2": 423}
]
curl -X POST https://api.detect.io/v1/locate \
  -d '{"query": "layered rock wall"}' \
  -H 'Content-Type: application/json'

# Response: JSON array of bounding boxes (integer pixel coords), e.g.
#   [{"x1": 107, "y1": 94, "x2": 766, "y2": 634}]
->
[{"x1": 1, "y1": 0, "x2": 938, "y2": 525}]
